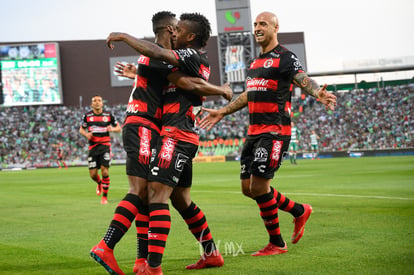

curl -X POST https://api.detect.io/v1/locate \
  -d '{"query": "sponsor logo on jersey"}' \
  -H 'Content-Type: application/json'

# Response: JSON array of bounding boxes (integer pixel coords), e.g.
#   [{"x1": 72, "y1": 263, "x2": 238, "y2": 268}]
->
[
  {"x1": 126, "y1": 99, "x2": 148, "y2": 113},
  {"x1": 270, "y1": 140, "x2": 283, "y2": 167},
  {"x1": 158, "y1": 137, "x2": 176, "y2": 168},
  {"x1": 89, "y1": 126, "x2": 109, "y2": 133},
  {"x1": 246, "y1": 78, "x2": 277, "y2": 91},
  {"x1": 139, "y1": 127, "x2": 151, "y2": 164}
]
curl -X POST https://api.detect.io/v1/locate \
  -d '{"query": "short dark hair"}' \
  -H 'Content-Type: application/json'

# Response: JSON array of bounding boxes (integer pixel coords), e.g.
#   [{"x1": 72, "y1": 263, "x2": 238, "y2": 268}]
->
[
  {"x1": 152, "y1": 11, "x2": 176, "y2": 34},
  {"x1": 180, "y1": 13, "x2": 211, "y2": 48}
]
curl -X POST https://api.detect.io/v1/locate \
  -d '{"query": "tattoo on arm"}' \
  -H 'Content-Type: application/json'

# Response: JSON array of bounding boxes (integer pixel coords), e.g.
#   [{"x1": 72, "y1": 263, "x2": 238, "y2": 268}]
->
[
  {"x1": 223, "y1": 92, "x2": 248, "y2": 115},
  {"x1": 293, "y1": 72, "x2": 320, "y2": 98}
]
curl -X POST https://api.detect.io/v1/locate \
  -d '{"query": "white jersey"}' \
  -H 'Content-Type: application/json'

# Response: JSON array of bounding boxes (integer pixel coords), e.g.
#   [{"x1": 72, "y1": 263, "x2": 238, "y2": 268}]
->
[
  {"x1": 291, "y1": 126, "x2": 299, "y2": 143},
  {"x1": 310, "y1": 134, "x2": 318, "y2": 145}
]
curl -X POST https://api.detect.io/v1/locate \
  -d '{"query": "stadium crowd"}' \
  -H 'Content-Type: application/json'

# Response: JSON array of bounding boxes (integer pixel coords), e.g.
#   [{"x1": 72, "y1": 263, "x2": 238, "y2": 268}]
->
[
  {"x1": 0, "y1": 104, "x2": 126, "y2": 168},
  {"x1": 0, "y1": 84, "x2": 413, "y2": 167},
  {"x1": 199, "y1": 83, "x2": 414, "y2": 152}
]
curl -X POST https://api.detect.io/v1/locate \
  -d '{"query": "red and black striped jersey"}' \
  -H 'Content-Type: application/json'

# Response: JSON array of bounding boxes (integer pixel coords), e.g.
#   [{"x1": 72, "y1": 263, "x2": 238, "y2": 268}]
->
[
  {"x1": 124, "y1": 51, "x2": 172, "y2": 133},
  {"x1": 160, "y1": 48, "x2": 209, "y2": 145},
  {"x1": 81, "y1": 110, "x2": 119, "y2": 149},
  {"x1": 246, "y1": 44, "x2": 304, "y2": 137}
]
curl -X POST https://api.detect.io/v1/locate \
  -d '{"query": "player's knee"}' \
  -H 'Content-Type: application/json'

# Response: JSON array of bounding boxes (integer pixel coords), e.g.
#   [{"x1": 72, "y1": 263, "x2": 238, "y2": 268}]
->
[
  {"x1": 171, "y1": 198, "x2": 191, "y2": 212},
  {"x1": 147, "y1": 182, "x2": 172, "y2": 204},
  {"x1": 241, "y1": 186, "x2": 253, "y2": 198},
  {"x1": 89, "y1": 171, "x2": 98, "y2": 180}
]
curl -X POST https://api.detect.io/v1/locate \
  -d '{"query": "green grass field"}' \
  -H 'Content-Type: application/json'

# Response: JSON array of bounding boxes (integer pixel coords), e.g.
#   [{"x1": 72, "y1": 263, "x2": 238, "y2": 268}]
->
[{"x1": 1, "y1": 156, "x2": 413, "y2": 275}]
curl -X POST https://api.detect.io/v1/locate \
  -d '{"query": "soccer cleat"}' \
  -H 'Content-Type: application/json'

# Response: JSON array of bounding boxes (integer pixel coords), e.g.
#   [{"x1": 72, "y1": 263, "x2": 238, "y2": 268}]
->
[
  {"x1": 141, "y1": 262, "x2": 163, "y2": 275},
  {"x1": 101, "y1": 196, "x2": 108, "y2": 204},
  {"x1": 90, "y1": 240, "x2": 125, "y2": 275},
  {"x1": 133, "y1": 258, "x2": 147, "y2": 273},
  {"x1": 292, "y1": 204, "x2": 313, "y2": 244},
  {"x1": 185, "y1": 251, "x2": 224, "y2": 270},
  {"x1": 96, "y1": 183, "x2": 102, "y2": 196},
  {"x1": 251, "y1": 242, "x2": 288, "y2": 256}
]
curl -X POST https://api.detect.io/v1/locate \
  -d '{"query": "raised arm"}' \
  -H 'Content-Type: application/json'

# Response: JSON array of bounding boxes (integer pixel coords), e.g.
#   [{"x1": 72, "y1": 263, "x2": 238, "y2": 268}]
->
[
  {"x1": 198, "y1": 91, "x2": 248, "y2": 130},
  {"x1": 167, "y1": 71, "x2": 233, "y2": 101},
  {"x1": 107, "y1": 32, "x2": 179, "y2": 66},
  {"x1": 292, "y1": 72, "x2": 337, "y2": 110}
]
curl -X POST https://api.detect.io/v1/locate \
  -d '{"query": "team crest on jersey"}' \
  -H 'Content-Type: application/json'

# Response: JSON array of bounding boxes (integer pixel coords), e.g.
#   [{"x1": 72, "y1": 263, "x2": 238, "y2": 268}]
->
[
  {"x1": 254, "y1": 147, "x2": 268, "y2": 162},
  {"x1": 103, "y1": 116, "x2": 108, "y2": 122},
  {"x1": 264, "y1": 59, "x2": 274, "y2": 68}
]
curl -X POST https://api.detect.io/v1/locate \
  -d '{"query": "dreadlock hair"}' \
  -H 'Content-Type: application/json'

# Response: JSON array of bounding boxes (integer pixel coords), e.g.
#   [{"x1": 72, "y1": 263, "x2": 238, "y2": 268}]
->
[
  {"x1": 152, "y1": 11, "x2": 176, "y2": 34},
  {"x1": 179, "y1": 13, "x2": 211, "y2": 48}
]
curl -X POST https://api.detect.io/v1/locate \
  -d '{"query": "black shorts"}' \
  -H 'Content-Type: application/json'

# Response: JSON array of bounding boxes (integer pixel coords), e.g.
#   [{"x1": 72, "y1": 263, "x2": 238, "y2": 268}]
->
[
  {"x1": 123, "y1": 124, "x2": 160, "y2": 178},
  {"x1": 88, "y1": 145, "x2": 111, "y2": 170},
  {"x1": 240, "y1": 134, "x2": 290, "y2": 180},
  {"x1": 147, "y1": 136, "x2": 198, "y2": 188}
]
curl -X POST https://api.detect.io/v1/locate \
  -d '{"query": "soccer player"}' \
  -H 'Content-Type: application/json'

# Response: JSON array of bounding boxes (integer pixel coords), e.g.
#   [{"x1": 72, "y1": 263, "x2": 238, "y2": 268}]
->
[
  {"x1": 90, "y1": 12, "x2": 230, "y2": 275},
  {"x1": 52, "y1": 143, "x2": 67, "y2": 169},
  {"x1": 105, "y1": 13, "x2": 227, "y2": 275},
  {"x1": 289, "y1": 122, "x2": 300, "y2": 164},
  {"x1": 199, "y1": 11, "x2": 337, "y2": 256},
  {"x1": 79, "y1": 95, "x2": 121, "y2": 204},
  {"x1": 310, "y1": 130, "x2": 320, "y2": 159}
]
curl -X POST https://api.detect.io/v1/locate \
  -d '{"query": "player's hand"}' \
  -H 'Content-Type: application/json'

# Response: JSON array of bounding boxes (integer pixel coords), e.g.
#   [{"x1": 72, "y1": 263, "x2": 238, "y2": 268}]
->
[
  {"x1": 317, "y1": 84, "x2": 337, "y2": 111},
  {"x1": 85, "y1": 132, "x2": 93, "y2": 140},
  {"x1": 115, "y1": 62, "x2": 136, "y2": 79},
  {"x1": 198, "y1": 107, "x2": 224, "y2": 131},
  {"x1": 106, "y1": 32, "x2": 124, "y2": 49},
  {"x1": 221, "y1": 82, "x2": 233, "y2": 101}
]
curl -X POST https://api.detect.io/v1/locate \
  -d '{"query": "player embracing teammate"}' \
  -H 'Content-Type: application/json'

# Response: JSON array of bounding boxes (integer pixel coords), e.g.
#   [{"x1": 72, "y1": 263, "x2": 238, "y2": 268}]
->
[{"x1": 200, "y1": 11, "x2": 336, "y2": 256}]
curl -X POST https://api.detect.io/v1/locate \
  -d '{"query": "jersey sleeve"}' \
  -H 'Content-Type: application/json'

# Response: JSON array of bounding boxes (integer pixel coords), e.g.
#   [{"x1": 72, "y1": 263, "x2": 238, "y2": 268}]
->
[
  {"x1": 80, "y1": 114, "x2": 87, "y2": 129},
  {"x1": 280, "y1": 52, "x2": 305, "y2": 81},
  {"x1": 110, "y1": 113, "x2": 119, "y2": 127},
  {"x1": 172, "y1": 48, "x2": 204, "y2": 78}
]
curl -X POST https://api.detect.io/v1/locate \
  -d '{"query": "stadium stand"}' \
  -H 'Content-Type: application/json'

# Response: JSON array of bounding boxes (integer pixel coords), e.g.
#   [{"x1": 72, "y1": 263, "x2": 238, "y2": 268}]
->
[
  {"x1": 199, "y1": 84, "x2": 413, "y2": 155},
  {"x1": 0, "y1": 84, "x2": 413, "y2": 168}
]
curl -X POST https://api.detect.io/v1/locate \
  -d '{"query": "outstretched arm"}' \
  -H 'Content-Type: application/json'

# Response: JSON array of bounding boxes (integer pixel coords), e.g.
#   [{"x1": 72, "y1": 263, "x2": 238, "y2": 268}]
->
[
  {"x1": 168, "y1": 71, "x2": 233, "y2": 101},
  {"x1": 292, "y1": 72, "x2": 337, "y2": 110},
  {"x1": 107, "y1": 32, "x2": 179, "y2": 66},
  {"x1": 198, "y1": 91, "x2": 248, "y2": 130}
]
